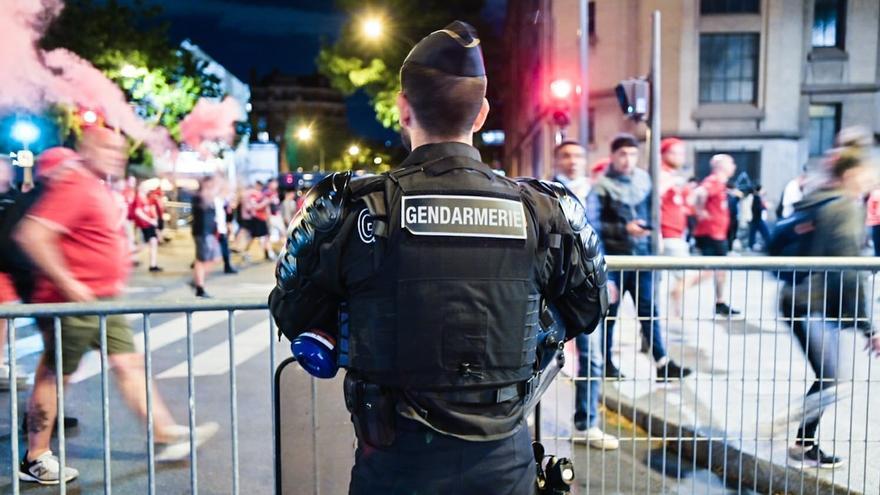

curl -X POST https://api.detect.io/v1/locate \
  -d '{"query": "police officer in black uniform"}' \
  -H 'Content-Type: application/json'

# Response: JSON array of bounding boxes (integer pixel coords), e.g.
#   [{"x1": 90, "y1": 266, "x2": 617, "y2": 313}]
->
[{"x1": 269, "y1": 21, "x2": 608, "y2": 495}]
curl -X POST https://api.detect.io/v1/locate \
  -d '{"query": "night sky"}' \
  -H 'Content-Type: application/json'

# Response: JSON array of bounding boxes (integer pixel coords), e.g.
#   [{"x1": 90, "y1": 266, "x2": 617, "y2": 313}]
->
[{"x1": 135, "y1": 0, "x2": 506, "y2": 142}]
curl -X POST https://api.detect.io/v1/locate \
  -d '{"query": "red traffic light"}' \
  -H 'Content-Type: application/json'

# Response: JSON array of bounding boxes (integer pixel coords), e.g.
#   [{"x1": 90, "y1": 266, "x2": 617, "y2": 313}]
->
[{"x1": 550, "y1": 79, "x2": 573, "y2": 100}]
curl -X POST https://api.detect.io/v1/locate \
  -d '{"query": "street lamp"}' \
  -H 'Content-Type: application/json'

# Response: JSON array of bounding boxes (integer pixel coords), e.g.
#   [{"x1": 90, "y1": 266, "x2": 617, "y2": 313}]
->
[
  {"x1": 11, "y1": 121, "x2": 40, "y2": 147},
  {"x1": 82, "y1": 110, "x2": 98, "y2": 125},
  {"x1": 348, "y1": 144, "x2": 361, "y2": 156},
  {"x1": 296, "y1": 126, "x2": 313, "y2": 142},
  {"x1": 373, "y1": 157, "x2": 383, "y2": 166},
  {"x1": 362, "y1": 17, "x2": 384, "y2": 40},
  {"x1": 295, "y1": 126, "x2": 323, "y2": 170}
]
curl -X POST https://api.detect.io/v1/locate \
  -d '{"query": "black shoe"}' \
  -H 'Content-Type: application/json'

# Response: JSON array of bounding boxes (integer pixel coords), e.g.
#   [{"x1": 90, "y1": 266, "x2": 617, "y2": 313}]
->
[
  {"x1": 224, "y1": 267, "x2": 238, "y2": 274},
  {"x1": 639, "y1": 339, "x2": 650, "y2": 354},
  {"x1": 789, "y1": 444, "x2": 844, "y2": 469},
  {"x1": 715, "y1": 302, "x2": 740, "y2": 316},
  {"x1": 195, "y1": 287, "x2": 211, "y2": 298},
  {"x1": 604, "y1": 363, "x2": 625, "y2": 380},
  {"x1": 149, "y1": 266, "x2": 163, "y2": 273},
  {"x1": 656, "y1": 361, "x2": 692, "y2": 382},
  {"x1": 574, "y1": 419, "x2": 588, "y2": 432}
]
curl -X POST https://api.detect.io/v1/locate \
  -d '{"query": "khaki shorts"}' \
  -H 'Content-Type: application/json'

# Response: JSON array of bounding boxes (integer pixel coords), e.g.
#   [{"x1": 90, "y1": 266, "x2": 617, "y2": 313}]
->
[{"x1": 39, "y1": 313, "x2": 135, "y2": 375}]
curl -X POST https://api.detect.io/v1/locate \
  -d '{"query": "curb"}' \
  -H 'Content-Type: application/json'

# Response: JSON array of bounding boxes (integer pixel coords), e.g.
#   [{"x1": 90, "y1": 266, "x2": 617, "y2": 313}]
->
[{"x1": 601, "y1": 390, "x2": 857, "y2": 495}]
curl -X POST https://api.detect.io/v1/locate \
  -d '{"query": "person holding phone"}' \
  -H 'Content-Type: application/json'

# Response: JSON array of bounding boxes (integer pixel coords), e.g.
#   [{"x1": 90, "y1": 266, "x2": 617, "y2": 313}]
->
[{"x1": 588, "y1": 134, "x2": 692, "y2": 381}]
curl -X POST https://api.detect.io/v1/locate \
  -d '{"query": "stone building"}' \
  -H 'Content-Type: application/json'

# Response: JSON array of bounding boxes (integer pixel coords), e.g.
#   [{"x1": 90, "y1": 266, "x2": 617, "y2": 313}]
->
[{"x1": 503, "y1": 0, "x2": 880, "y2": 199}]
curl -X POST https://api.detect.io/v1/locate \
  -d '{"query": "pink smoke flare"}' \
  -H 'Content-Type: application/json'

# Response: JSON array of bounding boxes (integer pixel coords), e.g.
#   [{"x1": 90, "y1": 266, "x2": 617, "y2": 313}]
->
[{"x1": 179, "y1": 96, "x2": 242, "y2": 154}]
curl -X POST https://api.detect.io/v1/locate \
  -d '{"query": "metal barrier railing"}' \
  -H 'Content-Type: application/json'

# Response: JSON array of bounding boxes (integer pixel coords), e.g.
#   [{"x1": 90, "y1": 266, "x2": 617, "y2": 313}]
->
[
  {"x1": 1, "y1": 298, "x2": 267, "y2": 495},
  {"x1": 3, "y1": 257, "x2": 880, "y2": 494}
]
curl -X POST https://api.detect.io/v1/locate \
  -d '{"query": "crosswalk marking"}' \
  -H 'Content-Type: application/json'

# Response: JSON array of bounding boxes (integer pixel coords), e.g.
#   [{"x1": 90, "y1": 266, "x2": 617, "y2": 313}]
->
[
  {"x1": 69, "y1": 312, "x2": 230, "y2": 384},
  {"x1": 156, "y1": 320, "x2": 272, "y2": 379}
]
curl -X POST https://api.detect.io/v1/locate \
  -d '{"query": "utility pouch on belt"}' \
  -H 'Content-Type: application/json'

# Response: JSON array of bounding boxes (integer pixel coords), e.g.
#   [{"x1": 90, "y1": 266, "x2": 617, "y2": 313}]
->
[{"x1": 344, "y1": 373, "x2": 396, "y2": 448}]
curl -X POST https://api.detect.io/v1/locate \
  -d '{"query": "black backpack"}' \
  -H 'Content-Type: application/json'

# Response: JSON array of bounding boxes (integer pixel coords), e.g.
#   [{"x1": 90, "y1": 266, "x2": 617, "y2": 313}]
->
[
  {"x1": 766, "y1": 195, "x2": 839, "y2": 282},
  {"x1": 0, "y1": 184, "x2": 44, "y2": 300}
]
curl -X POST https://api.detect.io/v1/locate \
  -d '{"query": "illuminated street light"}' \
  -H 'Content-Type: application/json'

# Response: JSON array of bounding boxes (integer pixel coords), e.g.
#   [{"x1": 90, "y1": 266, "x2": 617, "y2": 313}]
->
[
  {"x1": 373, "y1": 157, "x2": 383, "y2": 165},
  {"x1": 121, "y1": 64, "x2": 139, "y2": 78},
  {"x1": 362, "y1": 17, "x2": 384, "y2": 40},
  {"x1": 550, "y1": 79, "x2": 574, "y2": 100},
  {"x1": 11, "y1": 121, "x2": 40, "y2": 147},
  {"x1": 296, "y1": 126, "x2": 313, "y2": 142},
  {"x1": 348, "y1": 144, "x2": 361, "y2": 156},
  {"x1": 82, "y1": 110, "x2": 98, "y2": 124}
]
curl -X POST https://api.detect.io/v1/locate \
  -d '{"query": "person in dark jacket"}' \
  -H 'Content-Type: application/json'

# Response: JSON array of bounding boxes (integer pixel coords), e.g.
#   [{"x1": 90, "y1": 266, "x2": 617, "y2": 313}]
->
[
  {"x1": 748, "y1": 184, "x2": 770, "y2": 250},
  {"x1": 191, "y1": 176, "x2": 220, "y2": 298},
  {"x1": 781, "y1": 144, "x2": 880, "y2": 469},
  {"x1": 587, "y1": 133, "x2": 692, "y2": 381}
]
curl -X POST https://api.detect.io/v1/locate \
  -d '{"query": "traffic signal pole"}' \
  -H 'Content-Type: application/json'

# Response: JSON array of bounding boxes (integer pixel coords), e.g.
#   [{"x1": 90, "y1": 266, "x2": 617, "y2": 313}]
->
[
  {"x1": 648, "y1": 11, "x2": 662, "y2": 254},
  {"x1": 578, "y1": 0, "x2": 590, "y2": 147}
]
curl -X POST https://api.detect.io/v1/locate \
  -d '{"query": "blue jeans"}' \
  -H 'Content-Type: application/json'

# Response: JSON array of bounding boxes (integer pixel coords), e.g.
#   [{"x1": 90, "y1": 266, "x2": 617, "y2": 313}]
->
[
  {"x1": 790, "y1": 315, "x2": 840, "y2": 445},
  {"x1": 574, "y1": 331, "x2": 604, "y2": 428},
  {"x1": 604, "y1": 270, "x2": 667, "y2": 363},
  {"x1": 748, "y1": 220, "x2": 770, "y2": 250}
]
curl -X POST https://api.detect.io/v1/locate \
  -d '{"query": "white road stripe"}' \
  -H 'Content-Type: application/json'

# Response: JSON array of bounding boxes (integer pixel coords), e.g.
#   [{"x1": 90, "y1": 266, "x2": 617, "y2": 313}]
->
[
  {"x1": 156, "y1": 319, "x2": 272, "y2": 379},
  {"x1": 69, "y1": 312, "x2": 229, "y2": 384}
]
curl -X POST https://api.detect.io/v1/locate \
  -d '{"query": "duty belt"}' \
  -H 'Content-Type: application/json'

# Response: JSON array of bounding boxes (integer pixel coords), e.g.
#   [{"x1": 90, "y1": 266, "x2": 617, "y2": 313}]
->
[{"x1": 415, "y1": 376, "x2": 537, "y2": 405}]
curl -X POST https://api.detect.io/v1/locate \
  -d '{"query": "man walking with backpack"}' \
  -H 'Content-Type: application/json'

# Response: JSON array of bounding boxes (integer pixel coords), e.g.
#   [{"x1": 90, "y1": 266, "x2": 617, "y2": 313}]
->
[{"x1": 777, "y1": 138, "x2": 880, "y2": 468}]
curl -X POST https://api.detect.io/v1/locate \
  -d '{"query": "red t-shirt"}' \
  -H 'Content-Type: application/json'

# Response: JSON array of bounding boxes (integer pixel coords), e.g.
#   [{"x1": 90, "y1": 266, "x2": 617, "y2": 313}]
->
[
  {"x1": 693, "y1": 174, "x2": 730, "y2": 241},
  {"x1": 28, "y1": 166, "x2": 130, "y2": 303},
  {"x1": 659, "y1": 165, "x2": 689, "y2": 239},
  {"x1": 249, "y1": 190, "x2": 269, "y2": 221},
  {"x1": 130, "y1": 193, "x2": 158, "y2": 229}
]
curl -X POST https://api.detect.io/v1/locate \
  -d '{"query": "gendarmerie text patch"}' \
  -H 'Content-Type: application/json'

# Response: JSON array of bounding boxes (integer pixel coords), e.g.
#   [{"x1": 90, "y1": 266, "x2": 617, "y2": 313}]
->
[{"x1": 401, "y1": 195, "x2": 527, "y2": 239}]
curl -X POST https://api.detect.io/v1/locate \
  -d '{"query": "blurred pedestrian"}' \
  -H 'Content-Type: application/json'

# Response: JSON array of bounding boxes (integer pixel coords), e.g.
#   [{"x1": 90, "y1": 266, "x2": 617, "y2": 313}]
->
[
  {"x1": 748, "y1": 185, "x2": 771, "y2": 251},
  {"x1": 147, "y1": 185, "x2": 167, "y2": 243},
  {"x1": 588, "y1": 133, "x2": 692, "y2": 381},
  {"x1": 191, "y1": 176, "x2": 222, "y2": 297},
  {"x1": 553, "y1": 141, "x2": 618, "y2": 449},
  {"x1": 0, "y1": 156, "x2": 28, "y2": 391},
  {"x1": 692, "y1": 154, "x2": 741, "y2": 316},
  {"x1": 216, "y1": 178, "x2": 237, "y2": 274},
  {"x1": 131, "y1": 182, "x2": 162, "y2": 272},
  {"x1": 14, "y1": 128, "x2": 217, "y2": 484},
  {"x1": 281, "y1": 189, "x2": 299, "y2": 227},
  {"x1": 781, "y1": 145, "x2": 880, "y2": 469},
  {"x1": 778, "y1": 167, "x2": 806, "y2": 220},
  {"x1": 266, "y1": 178, "x2": 285, "y2": 245},
  {"x1": 236, "y1": 181, "x2": 274, "y2": 261},
  {"x1": 866, "y1": 188, "x2": 880, "y2": 256}
]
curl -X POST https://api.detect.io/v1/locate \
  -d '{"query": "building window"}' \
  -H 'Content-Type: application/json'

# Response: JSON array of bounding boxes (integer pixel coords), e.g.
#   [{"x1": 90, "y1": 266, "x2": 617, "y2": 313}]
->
[
  {"x1": 808, "y1": 104, "x2": 841, "y2": 156},
  {"x1": 700, "y1": 0, "x2": 760, "y2": 14},
  {"x1": 699, "y1": 33, "x2": 759, "y2": 104},
  {"x1": 695, "y1": 151, "x2": 761, "y2": 188},
  {"x1": 812, "y1": 0, "x2": 846, "y2": 48}
]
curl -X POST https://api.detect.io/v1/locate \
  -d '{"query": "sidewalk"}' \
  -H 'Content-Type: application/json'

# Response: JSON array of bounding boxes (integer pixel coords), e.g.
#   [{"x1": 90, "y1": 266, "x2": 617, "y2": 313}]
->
[{"x1": 540, "y1": 270, "x2": 879, "y2": 494}]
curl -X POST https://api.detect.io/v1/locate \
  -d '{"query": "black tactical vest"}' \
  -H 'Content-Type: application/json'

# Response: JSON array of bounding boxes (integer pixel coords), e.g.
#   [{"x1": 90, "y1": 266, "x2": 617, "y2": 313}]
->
[{"x1": 346, "y1": 156, "x2": 541, "y2": 390}]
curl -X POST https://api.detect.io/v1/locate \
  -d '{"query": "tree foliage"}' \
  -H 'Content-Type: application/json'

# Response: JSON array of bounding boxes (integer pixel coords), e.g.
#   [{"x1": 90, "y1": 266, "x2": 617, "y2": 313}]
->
[
  {"x1": 40, "y1": 0, "x2": 222, "y2": 142},
  {"x1": 317, "y1": 0, "x2": 493, "y2": 130}
]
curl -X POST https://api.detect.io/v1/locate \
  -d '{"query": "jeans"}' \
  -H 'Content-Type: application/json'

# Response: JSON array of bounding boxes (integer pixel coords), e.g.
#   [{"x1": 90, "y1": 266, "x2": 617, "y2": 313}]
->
[
  {"x1": 604, "y1": 270, "x2": 667, "y2": 363},
  {"x1": 872, "y1": 225, "x2": 880, "y2": 257},
  {"x1": 218, "y1": 233, "x2": 232, "y2": 270},
  {"x1": 748, "y1": 220, "x2": 770, "y2": 250},
  {"x1": 574, "y1": 331, "x2": 604, "y2": 428},
  {"x1": 790, "y1": 315, "x2": 840, "y2": 445}
]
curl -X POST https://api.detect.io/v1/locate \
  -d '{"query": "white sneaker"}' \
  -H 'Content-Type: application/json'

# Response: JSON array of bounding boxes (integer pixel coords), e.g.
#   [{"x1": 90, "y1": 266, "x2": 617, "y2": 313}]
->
[
  {"x1": 19, "y1": 450, "x2": 79, "y2": 485},
  {"x1": 581, "y1": 427, "x2": 620, "y2": 450},
  {"x1": 155, "y1": 422, "x2": 220, "y2": 463}
]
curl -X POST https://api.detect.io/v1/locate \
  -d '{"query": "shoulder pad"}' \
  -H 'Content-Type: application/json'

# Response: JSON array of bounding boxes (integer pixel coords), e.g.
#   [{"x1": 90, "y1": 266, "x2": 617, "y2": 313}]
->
[
  {"x1": 516, "y1": 178, "x2": 587, "y2": 232},
  {"x1": 276, "y1": 172, "x2": 350, "y2": 287}
]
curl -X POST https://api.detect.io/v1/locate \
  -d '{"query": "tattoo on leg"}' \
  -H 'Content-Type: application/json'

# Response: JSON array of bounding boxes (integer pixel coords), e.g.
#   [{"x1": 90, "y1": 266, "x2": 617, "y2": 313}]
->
[{"x1": 28, "y1": 405, "x2": 50, "y2": 434}]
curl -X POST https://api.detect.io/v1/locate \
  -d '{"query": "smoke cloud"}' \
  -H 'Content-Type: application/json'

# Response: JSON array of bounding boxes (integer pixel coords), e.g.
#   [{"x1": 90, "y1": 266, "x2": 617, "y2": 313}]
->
[
  {"x1": 0, "y1": 0, "x2": 174, "y2": 156},
  {"x1": 179, "y1": 96, "x2": 243, "y2": 154}
]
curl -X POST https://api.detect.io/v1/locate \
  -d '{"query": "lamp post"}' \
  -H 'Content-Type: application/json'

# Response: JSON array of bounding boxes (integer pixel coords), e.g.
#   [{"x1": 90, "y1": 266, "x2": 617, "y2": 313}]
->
[
  {"x1": 296, "y1": 126, "x2": 325, "y2": 171},
  {"x1": 362, "y1": 17, "x2": 384, "y2": 41},
  {"x1": 11, "y1": 120, "x2": 40, "y2": 189}
]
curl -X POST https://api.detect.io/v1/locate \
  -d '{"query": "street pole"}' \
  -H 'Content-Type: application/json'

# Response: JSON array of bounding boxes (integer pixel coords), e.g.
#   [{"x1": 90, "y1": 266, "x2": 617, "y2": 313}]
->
[
  {"x1": 578, "y1": 0, "x2": 590, "y2": 147},
  {"x1": 649, "y1": 10, "x2": 662, "y2": 254}
]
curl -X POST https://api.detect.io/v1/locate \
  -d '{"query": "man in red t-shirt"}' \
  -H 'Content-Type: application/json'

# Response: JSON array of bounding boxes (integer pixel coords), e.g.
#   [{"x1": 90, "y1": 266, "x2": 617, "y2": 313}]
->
[
  {"x1": 14, "y1": 128, "x2": 216, "y2": 484},
  {"x1": 131, "y1": 184, "x2": 162, "y2": 272},
  {"x1": 692, "y1": 154, "x2": 740, "y2": 316},
  {"x1": 658, "y1": 138, "x2": 700, "y2": 316}
]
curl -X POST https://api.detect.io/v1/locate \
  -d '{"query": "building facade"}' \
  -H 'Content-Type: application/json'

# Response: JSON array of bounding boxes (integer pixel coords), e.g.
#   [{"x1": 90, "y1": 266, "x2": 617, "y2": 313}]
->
[
  {"x1": 249, "y1": 73, "x2": 348, "y2": 172},
  {"x1": 503, "y1": 0, "x2": 880, "y2": 200}
]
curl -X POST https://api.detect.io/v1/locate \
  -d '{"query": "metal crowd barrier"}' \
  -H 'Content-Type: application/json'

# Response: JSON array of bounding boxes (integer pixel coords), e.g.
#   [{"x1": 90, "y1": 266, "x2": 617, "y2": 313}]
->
[
  {"x1": 3, "y1": 257, "x2": 880, "y2": 494},
  {"x1": 1, "y1": 298, "x2": 267, "y2": 495}
]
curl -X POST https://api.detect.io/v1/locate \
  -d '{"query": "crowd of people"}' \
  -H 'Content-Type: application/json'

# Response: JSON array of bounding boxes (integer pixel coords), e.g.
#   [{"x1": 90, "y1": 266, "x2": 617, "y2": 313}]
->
[{"x1": 554, "y1": 127, "x2": 880, "y2": 469}]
